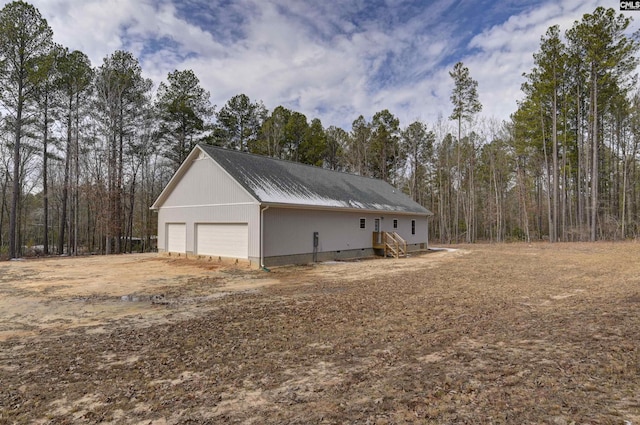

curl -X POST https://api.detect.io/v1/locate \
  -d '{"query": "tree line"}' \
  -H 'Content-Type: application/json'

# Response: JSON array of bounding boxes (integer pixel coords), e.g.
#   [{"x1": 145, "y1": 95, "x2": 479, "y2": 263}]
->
[{"x1": 0, "y1": 2, "x2": 639, "y2": 258}]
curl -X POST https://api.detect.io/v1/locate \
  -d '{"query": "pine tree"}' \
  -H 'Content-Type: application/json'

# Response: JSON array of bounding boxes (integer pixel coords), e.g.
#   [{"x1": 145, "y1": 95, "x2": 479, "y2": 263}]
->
[
  {"x1": 567, "y1": 7, "x2": 639, "y2": 241},
  {"x1": 449, "y1": 62, "x2": 482, "y2": 242},
  {"x1": 156, "y1": 69, "x2": 213, "y2": 169},
  {"x1": 214, "y1": 93, "x2": 265, "y2": 152},
  {"x1": 0, "y1": 1, "x2": 53, "y2": 258}
]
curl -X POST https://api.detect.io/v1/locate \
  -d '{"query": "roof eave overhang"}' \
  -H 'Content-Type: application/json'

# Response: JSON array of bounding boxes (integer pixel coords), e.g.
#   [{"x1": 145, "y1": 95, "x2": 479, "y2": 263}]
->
[
  {"x1": 151, "y1": 144, "x2": 261, "y2": 210},
  {"x1": 150, "y1": 146, "x2": 203, "y2": 210},
  {"x1": 260, "y1": 201, "x2": 433, "y2": 217}
]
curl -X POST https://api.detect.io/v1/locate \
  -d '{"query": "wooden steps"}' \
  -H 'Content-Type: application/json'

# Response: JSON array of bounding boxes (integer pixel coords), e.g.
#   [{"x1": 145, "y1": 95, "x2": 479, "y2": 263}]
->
[{"x1": 372, "y1": 231, "x2": 407, "y2": 258}]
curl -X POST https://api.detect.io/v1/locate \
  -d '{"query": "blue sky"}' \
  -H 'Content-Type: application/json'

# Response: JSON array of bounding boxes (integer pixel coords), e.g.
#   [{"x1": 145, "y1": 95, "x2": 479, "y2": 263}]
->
[{"x1": 24, "y1": 0, "x2": 639, "y2": 130}]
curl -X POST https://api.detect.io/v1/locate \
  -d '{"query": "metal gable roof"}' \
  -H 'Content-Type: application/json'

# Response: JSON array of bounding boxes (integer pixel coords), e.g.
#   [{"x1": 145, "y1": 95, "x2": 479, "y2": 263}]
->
[{"x1": 198, "y1": 144, "x2": 432, "y2": 215}]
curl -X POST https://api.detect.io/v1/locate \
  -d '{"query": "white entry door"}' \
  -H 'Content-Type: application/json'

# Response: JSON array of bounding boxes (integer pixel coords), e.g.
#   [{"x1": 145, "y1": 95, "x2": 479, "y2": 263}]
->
[
  {"x1": 196, "y1": 223, "x2": 248, "y2": 259},
  {"x1": 166, "y1": 223, "x2": 186, "y2": 253}
]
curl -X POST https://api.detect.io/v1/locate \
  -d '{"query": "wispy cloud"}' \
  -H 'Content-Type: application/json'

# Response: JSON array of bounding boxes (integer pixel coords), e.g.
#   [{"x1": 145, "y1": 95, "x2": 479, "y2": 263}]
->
[{"x1": 28, "y1": 0, "x2": 638, "y2": 130}]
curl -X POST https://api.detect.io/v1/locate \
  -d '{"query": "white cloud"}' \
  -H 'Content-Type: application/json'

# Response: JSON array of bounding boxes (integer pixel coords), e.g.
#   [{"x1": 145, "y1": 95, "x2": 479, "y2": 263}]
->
[
  {"x1": 462, "y1": 0, "x2": 632, "y2": 124},
  {"x1": 20, "y1": 0, "x2": 640, "y2": 132},
  {"x1": 35, "y1": 0, "x2": 145, "y2": 63}
]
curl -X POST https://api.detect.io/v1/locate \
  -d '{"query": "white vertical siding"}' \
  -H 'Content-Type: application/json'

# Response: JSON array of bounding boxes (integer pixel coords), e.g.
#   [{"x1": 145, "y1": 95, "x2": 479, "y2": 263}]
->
[
  {"x1": 156, "y1": 155, "x2": 260, "y2": 262},
  {"x1": 155, "y1": 149, "x2": 429, "y2": 264},
  {"x1": 162, "y1": 155, "x2": 255, "y2": 207},
  {"x1": 158, "y1": 204, "x2": 260, "y2": 258},
  {"x1": 263, "y1": 207, "x2": 428, "y2": 257}
]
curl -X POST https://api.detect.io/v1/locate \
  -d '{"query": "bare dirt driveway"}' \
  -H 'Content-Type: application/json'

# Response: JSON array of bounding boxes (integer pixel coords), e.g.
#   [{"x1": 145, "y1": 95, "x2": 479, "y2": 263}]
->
[
  {"x1": 0, "y1": 254, "x2": 280, "y2": 342},
  {"x1": 0, "y1": 243, "x2": 639, "y2": 424}
]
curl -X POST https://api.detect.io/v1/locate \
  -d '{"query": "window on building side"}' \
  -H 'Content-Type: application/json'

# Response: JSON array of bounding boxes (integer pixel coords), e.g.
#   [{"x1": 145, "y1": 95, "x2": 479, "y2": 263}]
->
[
  {"x1": 393, "y1": 219, "x2": 398, "y2": 229},
  {"x1": 360, "y1": 218, "x2": 366, "y2": 229},
  {"x1": 411, "y1": 220, "x2": 416, "y2": 235}
]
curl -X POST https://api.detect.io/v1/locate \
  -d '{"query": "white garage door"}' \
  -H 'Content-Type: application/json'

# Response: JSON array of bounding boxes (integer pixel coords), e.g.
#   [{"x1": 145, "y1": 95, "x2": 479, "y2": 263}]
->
[
  {"x1": 196, "y1": 223, "x2": 248, "y2": 258},
  {"x1": 166, "y1": 223, "x2": 186, "y2": 253}
]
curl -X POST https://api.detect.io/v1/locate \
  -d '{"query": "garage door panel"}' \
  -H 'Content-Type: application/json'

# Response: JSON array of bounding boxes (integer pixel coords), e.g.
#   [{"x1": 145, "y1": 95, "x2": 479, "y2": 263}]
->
[
  {"x1": 167, "y1": 223, "x2": 186, "y2": 253},
  {"x1": 196, "y1": 223, "x2": 248, "y2": 258}
]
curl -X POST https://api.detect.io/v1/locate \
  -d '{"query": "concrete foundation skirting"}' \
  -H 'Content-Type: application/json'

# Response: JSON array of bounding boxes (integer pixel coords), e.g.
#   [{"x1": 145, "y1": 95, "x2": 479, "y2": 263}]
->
[
  {"x1": 159, "y1": 242, "x2": 429, "y2": 268},
  {"x1": 408, "y1": 243, "x2": 428, "y2": 251},
  {"x1": 264, "y1": 248, "x2": 376, "y2": 267},
  {"x1": 263, "y1": 243, "x2": 428, "y2": 267}
]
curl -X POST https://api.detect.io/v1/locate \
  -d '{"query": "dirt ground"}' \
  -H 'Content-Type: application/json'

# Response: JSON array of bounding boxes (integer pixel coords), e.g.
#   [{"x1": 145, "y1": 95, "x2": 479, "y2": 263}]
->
[{"x1": 0, "y1": 243, "x2": 639, "y2": 424}]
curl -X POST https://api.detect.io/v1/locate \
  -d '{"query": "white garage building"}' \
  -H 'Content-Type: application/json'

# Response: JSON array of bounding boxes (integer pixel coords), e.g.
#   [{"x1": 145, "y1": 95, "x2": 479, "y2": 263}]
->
[{"x1": 151, "y1": 144, "x2": 432, "y2": 267}]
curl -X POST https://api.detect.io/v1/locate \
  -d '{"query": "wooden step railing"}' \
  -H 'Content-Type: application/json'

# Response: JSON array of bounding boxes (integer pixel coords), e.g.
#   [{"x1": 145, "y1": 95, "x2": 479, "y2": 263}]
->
[
  {"x1": 372, "y1": 231, "x2": 407, "y2": 258},
  {"x1": 391, "y1": 232, "x2": 407, "y2": 258}
]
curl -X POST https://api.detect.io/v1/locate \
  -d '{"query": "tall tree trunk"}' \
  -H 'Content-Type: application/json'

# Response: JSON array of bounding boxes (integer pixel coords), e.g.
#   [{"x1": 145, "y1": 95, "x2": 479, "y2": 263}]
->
[
  {"x1": 590, "y1": 68, "x2": 598, "y2": 242},
  {"x1": 127, "y1": 174, "x2": 136, "y2": 253},
  {"x1": 43, "y1": 90, "x2": 50, "y2": 255},
  {"x1": 73, "y1": 143, "x2": 78, "y2": 255},
  {"x1": 552, "y1": 81, "x2": 559, "y2": 243},
  {"x1": 466, "y1": 135, "x2": 475, "y2": 243},
  {"x1": 541, "y1": 106, "x2": 553, "y2": 241},
  {"x1": 412, "y1": 144, "x2": 419, "y2": 202},
  {"x1": 516, "y1": 156, "x2": 531, "y2": 243},
  {"x1": 632, "y1": 162, "x2": 637, "y2": 237},
  {"x1": 9, "y1": 77, "x2": 24, "y2": 259},
  {"x1": 106, "y1": 131, "x2": 116, "y2": 255},
  {"x1": 491, "y1": 151, "x2": 502, "y2": 242},
  {"x1": 73, "y1": 91, "x2": 81, "y2": 255},
  {"x1": 116, "y1": 108, "x2": 125, "y2": 254},
  {"x1": 561, "y1": 96, "x2": 568, "y2": 241},
  {"x1": 438, "y1": 168, "x2": 446, "y2": 243},
  {"x1": 622, "y1": 152, "x2": 628, "y2": 239},
  {"x1": 576, "y1": 85, "x2": 584, "y2": 240},
  {"x1": 0, "y1": 171, "x2": 7, "y2": 248},
  {"x1": 454, "y1": 117, "x2": 461, "y2": 243},
  {"x1": 58, "y1": 105, "x2": 72, "y2": 255}
]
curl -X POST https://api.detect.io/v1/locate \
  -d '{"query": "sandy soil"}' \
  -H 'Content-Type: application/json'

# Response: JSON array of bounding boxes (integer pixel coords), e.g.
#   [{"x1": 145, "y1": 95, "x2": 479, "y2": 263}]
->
[
  {"x1": 0, "y1": 243, "x2": 639, "y2": 424},
  {"x1": 0, "y1": 254, "x2": 281, "y2": 342}
]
